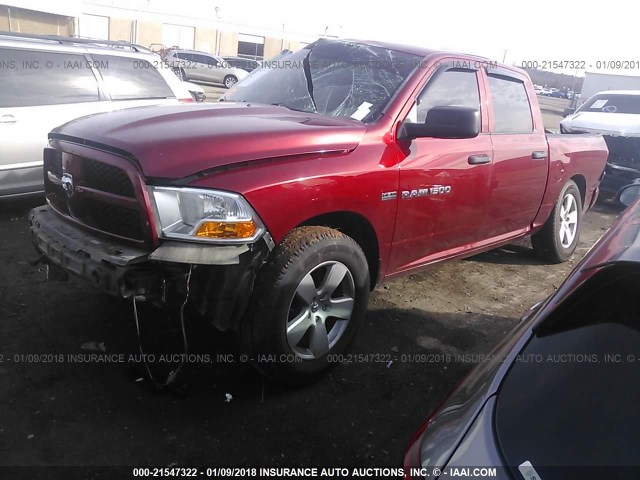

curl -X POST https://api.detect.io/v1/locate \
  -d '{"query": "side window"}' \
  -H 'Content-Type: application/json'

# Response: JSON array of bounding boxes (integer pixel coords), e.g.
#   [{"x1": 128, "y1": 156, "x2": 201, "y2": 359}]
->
[
  {"x1": 410, "y1": 68, "x2": 480, "y2": 123},
  {"x1": 487, "y1": 74, "x2": 533, "y2": 133},
  {"x1": 0, "y1": 48, "x2": 99, "y2": 108},
  {"x1": 178, "y1": 53, "x2": 195, "y2": 62},
  {"x1": 93, "y1": 55, "x2": 175, "y2": 101},
  {"x1": 202, "y1": 55, "x2": 220, "y2": 67}
]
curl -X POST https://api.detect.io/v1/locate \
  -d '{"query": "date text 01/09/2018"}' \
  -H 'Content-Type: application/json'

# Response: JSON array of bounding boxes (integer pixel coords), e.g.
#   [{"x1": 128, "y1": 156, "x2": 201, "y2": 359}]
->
[{"x1": 131, "y1": 467, "x2": 408, "y2": 477}]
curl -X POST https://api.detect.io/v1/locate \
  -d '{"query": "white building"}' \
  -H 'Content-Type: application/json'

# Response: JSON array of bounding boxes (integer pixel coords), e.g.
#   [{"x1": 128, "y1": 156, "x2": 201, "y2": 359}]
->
[{"x1": 0, "y1": 0, "x2": 324, "y2": 58}]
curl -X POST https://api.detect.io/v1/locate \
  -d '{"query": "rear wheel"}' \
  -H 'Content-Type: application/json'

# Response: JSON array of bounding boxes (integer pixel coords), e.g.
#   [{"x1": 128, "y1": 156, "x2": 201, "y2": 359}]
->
[
  {"x1": 241, "y1": 227, "x2": 370, "y2": 384},
  {"x1": 532, "y1": 180, "x2": 582, "y2": 263},
  {"x1": 224, "y1": 75, "x2": 238, "y2": 88}
]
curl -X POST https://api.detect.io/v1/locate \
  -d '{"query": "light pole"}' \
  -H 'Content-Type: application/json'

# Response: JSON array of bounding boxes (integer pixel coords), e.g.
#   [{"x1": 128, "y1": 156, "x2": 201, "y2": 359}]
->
[{"x1": 214, "y1": 6, "x2": 221, "y2": 56}]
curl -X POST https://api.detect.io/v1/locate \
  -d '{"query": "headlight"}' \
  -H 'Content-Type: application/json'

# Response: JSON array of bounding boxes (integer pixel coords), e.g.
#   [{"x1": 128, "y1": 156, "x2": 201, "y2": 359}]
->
[{"x1": 149, "y1": 186, "x2": 265, "y2": 243}]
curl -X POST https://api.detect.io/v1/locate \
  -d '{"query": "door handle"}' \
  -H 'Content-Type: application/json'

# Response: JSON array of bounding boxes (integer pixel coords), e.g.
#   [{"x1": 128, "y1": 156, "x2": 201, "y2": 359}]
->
[
  {"x1": 468, "y1": 154, "x2": 491, "y2": 165},
  {"x1": 532, "y1": 151, "x2": 548, "y2": 160},
  {"x1": 0, "y1": 115, "x2": 16, "y2": 125}
]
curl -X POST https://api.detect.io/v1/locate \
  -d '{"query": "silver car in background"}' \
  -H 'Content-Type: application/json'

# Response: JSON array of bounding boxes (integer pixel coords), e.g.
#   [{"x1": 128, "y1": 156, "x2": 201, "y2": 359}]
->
[
  {"x1": 0, "y1": 32, "x2": 196, "y2": 200},
  {"x1": 163, "y1": 49, "x2": 249, "y2": 88}
]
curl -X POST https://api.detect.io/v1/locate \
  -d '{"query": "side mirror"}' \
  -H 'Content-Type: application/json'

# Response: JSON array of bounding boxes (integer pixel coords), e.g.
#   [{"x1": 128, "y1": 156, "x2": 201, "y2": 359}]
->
[
  {"x1": 618, "y1": 184, "x2": 640, "y2": 207},
  {"x1": 563, "y1": 107, "x2": 575, "y2": 117},
  {"x1": 400, "y1": 106, "x2": 480, "y2": 140}
]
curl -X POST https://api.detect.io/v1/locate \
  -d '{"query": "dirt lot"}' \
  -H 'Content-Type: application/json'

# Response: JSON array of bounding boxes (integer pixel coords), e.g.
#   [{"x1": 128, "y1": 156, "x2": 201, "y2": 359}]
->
[{"x1": 0, "y1": 193, "x2": 620, "y2": 471}]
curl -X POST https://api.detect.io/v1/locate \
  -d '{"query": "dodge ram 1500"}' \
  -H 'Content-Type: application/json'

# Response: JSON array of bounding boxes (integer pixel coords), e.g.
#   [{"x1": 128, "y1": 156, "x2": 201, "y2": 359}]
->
[{"x1": 29, "y1": 38, "x2": 608, "y2": 384}]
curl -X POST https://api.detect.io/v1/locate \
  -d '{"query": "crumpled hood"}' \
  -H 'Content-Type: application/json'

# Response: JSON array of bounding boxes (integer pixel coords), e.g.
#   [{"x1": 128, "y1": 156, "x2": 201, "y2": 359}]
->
[
  {"x1": 561, "y1": 111, "x2": 640, "y2": 137},
  {"x1": 50, "y1": 103, "x2": 366, "y2": 178}
]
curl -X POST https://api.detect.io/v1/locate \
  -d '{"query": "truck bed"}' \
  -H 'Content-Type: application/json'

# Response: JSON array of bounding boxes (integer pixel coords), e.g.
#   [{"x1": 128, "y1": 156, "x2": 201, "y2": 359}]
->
[{"x1": 532, "y1": 133, "x2": 608, "y2": 229}]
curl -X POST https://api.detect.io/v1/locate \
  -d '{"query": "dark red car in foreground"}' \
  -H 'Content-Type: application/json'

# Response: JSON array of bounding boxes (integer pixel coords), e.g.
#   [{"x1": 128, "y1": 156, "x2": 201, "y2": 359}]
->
[
  {"x1": 405, "y1": 187, "x2": 640, "y2": 480},
  {"x1": 30, "y1": 38, "x2": 607, "y2": 384}
]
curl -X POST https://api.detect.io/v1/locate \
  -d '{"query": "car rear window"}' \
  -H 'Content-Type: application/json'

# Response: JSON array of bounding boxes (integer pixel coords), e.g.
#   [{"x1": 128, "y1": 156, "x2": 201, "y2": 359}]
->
[
  {"x1": 93, "y1": 55, "x2": 174, "y2": 101},
  {"x1": 579, "y1": 94, "x2": 640, "y2": 114},
  {"x1": 495, "y1": 265, "x2": 640, "y2": 478},
  {"x1": 0, "y1": 48, "x2": 100, "y2": 107}
]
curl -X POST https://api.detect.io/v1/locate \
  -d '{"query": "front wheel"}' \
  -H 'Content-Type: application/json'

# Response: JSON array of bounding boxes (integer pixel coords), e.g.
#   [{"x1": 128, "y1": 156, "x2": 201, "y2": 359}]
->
[
  {"x1": 224, "y1": 75, "x2": 238, "y2": 88},
  {"x1": 241, "y1": 227, "x2": 370, "y2": 385},
  {"x1": 532, "y1": 180, "x2": 582, "y2": 263},
  {"x1": 173, "y1": 67, "x2": 186, "y2": 81}
]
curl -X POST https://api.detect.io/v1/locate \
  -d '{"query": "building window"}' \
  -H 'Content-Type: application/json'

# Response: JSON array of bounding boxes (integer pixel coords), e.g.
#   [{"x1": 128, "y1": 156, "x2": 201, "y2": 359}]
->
[
  {"x1": 79, "y1": 14, "x2": 109, "y2": 40},
  {"x1": 162, "y1": 24, "x2": 195, "y2": 49},
  {"x1": 237, "y1": 33, "x2": 264, "y2": 60}
]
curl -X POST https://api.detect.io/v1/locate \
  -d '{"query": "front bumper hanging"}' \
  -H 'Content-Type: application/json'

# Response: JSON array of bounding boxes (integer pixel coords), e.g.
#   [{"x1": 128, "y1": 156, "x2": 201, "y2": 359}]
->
[{"x1": 29, "y1": 205, "x2": 270, "y2": 330}]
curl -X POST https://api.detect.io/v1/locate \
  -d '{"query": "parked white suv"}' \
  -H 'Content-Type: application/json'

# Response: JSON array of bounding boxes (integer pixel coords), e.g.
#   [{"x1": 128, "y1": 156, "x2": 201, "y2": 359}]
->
[{"x1": 0, "y1": 32, "x2": 196, "y2": 199}]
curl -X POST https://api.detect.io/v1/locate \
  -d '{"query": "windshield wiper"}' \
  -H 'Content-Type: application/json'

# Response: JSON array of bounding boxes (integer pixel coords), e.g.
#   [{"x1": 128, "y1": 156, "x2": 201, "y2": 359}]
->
[{"x1": 270, "y1": 103, "x2": 312, "y2": 114}]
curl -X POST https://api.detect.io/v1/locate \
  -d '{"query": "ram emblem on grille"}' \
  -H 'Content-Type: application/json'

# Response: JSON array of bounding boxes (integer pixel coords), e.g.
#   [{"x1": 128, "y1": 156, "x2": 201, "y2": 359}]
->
[{"x1": 61, "y1": 173, "x2": 74, "y2": 198}]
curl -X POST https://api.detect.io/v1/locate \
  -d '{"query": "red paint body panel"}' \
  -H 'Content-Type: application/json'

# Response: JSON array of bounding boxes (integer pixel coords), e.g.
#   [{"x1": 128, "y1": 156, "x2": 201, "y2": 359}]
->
[
  {"x1": 50, "y1": 103, "x2": 366, "y2": 179},
  {"x1": 47, "y1": 43, "x2": 609, "y2": 285},
  {"x1": 531, "y1": 135, "x2": 608, "y2": 230},
  {"x1": 389, "y1": 134, "x2": 494, "y2": 272}
]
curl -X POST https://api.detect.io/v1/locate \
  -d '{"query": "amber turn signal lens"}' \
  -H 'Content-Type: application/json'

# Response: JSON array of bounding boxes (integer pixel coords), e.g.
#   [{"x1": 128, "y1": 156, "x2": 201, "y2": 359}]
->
[{"x1": 195, "y1": 220, "x2": 256, "y2": 239}]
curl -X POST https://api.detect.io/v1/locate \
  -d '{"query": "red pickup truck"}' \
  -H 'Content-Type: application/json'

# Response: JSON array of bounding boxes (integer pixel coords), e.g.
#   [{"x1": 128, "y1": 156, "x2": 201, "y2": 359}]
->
[{"x1": 29, "y1": 39, "x2": 608, "y2": 384}]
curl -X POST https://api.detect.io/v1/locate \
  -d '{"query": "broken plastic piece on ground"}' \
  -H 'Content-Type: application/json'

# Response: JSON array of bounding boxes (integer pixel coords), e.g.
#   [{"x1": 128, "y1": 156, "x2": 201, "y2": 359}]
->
[
  {"x1": 225, "y1": 393, "x2": 233, "y2": 403},
  {"x1": 135, "y1": 377, "x2": 144, "y2": 383}
]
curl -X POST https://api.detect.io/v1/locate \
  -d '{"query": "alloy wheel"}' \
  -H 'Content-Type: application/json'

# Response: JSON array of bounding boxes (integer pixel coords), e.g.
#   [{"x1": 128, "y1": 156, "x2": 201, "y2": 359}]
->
[{"x1": 286, "y1": 261, "x2": 355, "y2": 359}]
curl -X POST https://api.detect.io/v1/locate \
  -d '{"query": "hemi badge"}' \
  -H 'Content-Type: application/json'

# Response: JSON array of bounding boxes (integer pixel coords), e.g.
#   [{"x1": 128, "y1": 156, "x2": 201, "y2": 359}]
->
[{"x1": 381, "y1": 191, "x2": 397, "y2": 201}]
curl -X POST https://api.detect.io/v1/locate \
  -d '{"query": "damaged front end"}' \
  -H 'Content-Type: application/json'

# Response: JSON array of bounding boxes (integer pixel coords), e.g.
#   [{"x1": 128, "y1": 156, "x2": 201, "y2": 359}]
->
[
  {"x1": 30, "y1": 201, "x2": 271, "y2": 333},
  {"x1": 601, "y1": 135, "x2": 640, "y2": 201},
  {"x1": 560, "y1": 92, "x2": 640, "y2": 202},
  {"x1": 30, "y1": 143, "x2": 275, "y2": 331}
]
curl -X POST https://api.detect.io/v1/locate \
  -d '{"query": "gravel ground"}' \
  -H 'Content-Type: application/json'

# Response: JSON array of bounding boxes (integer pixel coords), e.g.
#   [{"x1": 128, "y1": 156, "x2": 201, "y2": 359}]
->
[{"x1": 0, "y1": 196, "x2": 620, "y2": 471}]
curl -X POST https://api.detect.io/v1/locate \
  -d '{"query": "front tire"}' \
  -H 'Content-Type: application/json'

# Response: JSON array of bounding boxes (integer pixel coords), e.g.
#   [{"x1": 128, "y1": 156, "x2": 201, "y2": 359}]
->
[
  {"x1": 224, "y1": 75, "x2": 238, "y2": 88},
  {"x1": 532, "y1": 180, "x2": 582, "y2": 263},
  {"x1": 241, "y1": 227, "x2": 370, "y2": 385},
  {"x1": 174, "y1": 67, "x2": 186, "y2": 81}
]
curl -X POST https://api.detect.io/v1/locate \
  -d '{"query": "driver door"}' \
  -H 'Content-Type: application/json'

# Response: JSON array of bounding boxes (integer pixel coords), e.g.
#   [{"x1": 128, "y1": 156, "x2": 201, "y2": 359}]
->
[{"x1": 389, "y1": 65, "x2": 493, "y2": 274}]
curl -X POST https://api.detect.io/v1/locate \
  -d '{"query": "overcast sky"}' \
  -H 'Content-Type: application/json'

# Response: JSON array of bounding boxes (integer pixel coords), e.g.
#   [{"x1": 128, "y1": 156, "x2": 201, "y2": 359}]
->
[{"x1": 205, "y1": 0, "x2": 637, "y2": 75}]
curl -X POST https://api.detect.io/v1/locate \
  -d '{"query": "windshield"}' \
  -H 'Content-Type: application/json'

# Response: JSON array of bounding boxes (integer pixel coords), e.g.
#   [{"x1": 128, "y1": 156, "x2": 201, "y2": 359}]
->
[
  {"x1": 222, "y1": 39, "x2": 423, "y2": 123},
  {"x1": 578, "y1": 93, "x2": 640, "y2": 114}
]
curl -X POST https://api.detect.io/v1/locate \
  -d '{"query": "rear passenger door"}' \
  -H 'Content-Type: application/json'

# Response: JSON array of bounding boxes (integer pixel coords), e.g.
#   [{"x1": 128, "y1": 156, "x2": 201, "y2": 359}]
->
[
  {"x1": 179, "y1": 52, "x2": 200, "y2": 80},
  {"x1": 0, "y1": 48, "x2": 104, "y2": 197},
  {"x1": 199, "y1": 54, "x2": 223, "y2": 83},
  {"x1": 484, "y1": 69, "x2": 549, "y2": 238}
]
